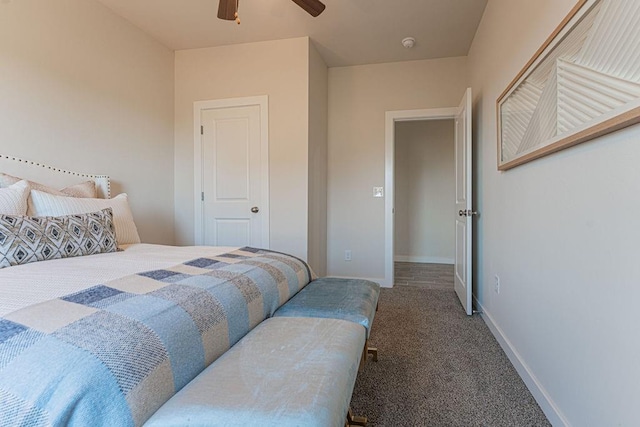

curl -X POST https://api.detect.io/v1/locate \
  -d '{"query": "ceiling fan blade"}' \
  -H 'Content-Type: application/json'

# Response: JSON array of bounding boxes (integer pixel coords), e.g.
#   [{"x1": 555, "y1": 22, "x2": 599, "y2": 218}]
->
[
  {"x1": 218, "y1": 0, "x2": 238, "y2": 20},
  {"x1": 291, "y1": 0, "x2": 326, "y2": 17}
]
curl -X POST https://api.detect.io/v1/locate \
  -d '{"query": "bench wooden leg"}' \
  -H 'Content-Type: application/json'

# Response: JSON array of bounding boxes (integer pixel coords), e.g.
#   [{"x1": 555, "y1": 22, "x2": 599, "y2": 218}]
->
[
  {"x1": 359, "y1": 340, "x2": 379, "y2": 371},
  {"x1": 367, "y1": 346, "x2": 378, "y2": 362},
  {"x1": 359, "y1": 342, "x2": 367, "y2": 371},
  {"x1": 347, "y1": 407, "x2": 367, "y2": 426}
]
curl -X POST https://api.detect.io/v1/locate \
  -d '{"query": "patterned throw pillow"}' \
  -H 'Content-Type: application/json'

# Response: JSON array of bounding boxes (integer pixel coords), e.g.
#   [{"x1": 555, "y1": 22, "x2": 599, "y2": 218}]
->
[
  {"x1": 0, "y1": 208, "x2": 117, "y2": 269},
  {"x1": 28, "y1": 191, "x2": 140, "y2": 246}
]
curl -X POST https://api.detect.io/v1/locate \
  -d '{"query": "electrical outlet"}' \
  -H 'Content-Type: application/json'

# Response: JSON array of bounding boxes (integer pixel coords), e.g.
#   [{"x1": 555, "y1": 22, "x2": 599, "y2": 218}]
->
[
  {"x1": 373, "y1": 187, "x2": 384, "y2": 198},
  {"x1": 344, "y1": 250, "x2": 352, "y2": 261},
  {"x1": 494, "y1": 275, "x2": 501, "y2": 294}
]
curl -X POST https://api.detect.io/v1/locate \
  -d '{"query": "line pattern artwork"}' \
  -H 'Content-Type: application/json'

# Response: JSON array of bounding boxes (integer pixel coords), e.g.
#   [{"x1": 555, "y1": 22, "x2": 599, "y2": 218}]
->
[{"x1": 498, "y1": 0, "x2": 640, "y2": 169}]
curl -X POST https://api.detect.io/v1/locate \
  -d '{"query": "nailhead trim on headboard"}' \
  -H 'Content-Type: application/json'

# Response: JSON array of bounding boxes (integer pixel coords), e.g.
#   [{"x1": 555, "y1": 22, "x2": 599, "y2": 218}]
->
[{"x1": 0, "y1": 154, "x2": 111, "y2": 198}]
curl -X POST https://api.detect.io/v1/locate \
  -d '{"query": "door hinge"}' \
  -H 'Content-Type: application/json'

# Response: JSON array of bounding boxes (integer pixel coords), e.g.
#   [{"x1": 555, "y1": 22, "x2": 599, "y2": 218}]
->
[
  {"x1": 201, "y1": 192, "x2": 204, "y2": 201},
  {"x1": 200, "y1": 125, "x2": 204, "y2": 135}
]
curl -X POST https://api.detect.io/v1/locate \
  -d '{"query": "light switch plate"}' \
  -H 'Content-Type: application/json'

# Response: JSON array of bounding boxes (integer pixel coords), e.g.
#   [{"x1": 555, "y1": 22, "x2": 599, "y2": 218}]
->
[{"x1": 373, "y1": 187, "x2": 384, "y2": 198}]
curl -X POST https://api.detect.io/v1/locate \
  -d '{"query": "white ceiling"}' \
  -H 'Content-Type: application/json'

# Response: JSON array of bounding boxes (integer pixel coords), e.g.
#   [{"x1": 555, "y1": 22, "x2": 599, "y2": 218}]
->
[{"x1": 96, "y1": 0, "x2": 488, "y2": 67}]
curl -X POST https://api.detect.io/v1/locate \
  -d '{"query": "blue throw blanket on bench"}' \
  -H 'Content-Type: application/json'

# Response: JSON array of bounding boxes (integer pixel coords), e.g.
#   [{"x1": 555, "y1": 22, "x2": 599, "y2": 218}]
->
[{"x1": 0, "y1": 247, "x2": 313, "y2": 427}]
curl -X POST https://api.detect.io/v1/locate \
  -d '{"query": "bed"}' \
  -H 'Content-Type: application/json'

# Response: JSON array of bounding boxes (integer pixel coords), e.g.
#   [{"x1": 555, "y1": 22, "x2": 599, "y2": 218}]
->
[
  {"x1": 0, "y1": 155, "x2": 379, "y2": 427},
  {"x1": 0, "y1": 155, "x2": 318, "y2": 426}
]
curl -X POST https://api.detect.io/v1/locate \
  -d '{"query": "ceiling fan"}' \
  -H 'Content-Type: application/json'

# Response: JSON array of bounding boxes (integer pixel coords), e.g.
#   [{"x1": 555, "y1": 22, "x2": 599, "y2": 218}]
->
[{"x1": 218, "y1": 0, "x2": 326, "y2": 24}]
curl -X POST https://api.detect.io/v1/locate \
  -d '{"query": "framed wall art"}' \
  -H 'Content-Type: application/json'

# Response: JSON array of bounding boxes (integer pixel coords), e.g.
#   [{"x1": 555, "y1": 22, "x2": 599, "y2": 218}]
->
[{"x1": 497, "y1": 0, "x2": 640, "y2": 170}]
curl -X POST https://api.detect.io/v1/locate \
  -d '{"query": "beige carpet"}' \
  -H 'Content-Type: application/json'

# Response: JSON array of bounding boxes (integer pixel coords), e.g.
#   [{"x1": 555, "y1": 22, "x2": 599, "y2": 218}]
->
[{"x1": 349, "y1": 263, "x2": 550, "y2": 426}]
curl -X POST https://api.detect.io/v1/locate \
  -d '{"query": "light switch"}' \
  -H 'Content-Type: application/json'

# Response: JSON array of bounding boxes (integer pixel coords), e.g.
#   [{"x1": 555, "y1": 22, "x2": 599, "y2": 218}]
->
[{"x1": 373, "y1": 187, "x2": 384, "y2": 198}]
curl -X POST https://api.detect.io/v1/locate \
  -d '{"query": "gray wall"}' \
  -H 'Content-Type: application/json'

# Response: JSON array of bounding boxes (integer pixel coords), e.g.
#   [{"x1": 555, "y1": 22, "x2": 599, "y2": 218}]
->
[
  {"x1": 0, "y1": 0, "x2": 175, "y2": 244},
  {"x1": 327, "y1": 58, "x2": 468, "y2": 280},
  {"x1": 173, "y1": 38, "x2": 311, "y2": 260},
  {"x1": 469, "y1": 0, "x2": 640, "y2": 424},
  {"x1": 307, "y1": 42, "x2": 329, "y2": 276}
]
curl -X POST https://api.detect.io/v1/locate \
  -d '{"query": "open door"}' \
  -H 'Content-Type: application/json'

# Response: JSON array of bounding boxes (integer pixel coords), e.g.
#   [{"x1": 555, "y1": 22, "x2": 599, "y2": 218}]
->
[{"x1": 454, "y1": 88, "x2": 474, "y2": 315}]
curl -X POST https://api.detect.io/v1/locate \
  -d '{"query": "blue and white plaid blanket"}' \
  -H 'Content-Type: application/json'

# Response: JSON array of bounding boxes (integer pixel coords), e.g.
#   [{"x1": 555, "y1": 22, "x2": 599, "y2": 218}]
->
[{"x1": 0, "y1": 247, "x2": 314, "y2": 426}]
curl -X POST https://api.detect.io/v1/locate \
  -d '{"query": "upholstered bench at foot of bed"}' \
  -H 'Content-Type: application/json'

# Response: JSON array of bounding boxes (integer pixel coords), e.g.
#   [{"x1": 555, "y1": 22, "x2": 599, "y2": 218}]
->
[
  {"x1": 144, "y1": 317, "x2": 366, "y2": 427},
  {"x1": 273, "y1": 277, "x2": 380, "y2": 369}
]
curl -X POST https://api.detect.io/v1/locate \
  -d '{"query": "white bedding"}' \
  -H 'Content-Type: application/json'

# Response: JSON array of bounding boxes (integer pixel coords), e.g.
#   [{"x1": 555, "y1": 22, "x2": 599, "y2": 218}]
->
[{"x1": 0, "y1": 243, "x2": 239, "y2": 316}]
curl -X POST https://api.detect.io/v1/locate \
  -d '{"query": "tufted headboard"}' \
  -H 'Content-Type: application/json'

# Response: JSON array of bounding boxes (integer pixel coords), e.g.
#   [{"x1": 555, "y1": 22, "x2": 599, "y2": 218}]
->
[{"x1": 0, "y1": 154, "x2": 110, "y2": 198}]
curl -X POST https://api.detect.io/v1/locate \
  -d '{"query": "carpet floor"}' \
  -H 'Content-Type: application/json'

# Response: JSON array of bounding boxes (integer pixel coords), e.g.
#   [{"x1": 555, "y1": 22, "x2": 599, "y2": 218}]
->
[{"x1": 350, "y1": 269, "x2": 550, "y2": 426}]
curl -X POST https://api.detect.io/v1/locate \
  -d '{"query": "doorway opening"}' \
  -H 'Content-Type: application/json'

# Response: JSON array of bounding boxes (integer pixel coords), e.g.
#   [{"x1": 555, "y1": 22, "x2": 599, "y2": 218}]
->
[
  {"x1": 394, "y1": 119, "x2": 455, "y2": 290},
  {"x1": 384, "y1": 88, "x2": 473, "y2": 314},
  {"x1": 384, "y1": 107, "x2": 457, "y2": 288}
]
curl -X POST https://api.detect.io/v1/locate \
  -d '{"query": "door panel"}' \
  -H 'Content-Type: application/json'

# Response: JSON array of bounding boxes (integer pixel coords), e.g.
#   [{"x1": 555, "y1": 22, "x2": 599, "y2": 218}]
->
[
  {"x1": 202, "y1": 105, "x2": 263, "y2": 247},
  {"x1": 455, "y1": 220, "x2": 467, "y2": 285},
  {"x1": 215, "y1": 219, "x2": 251, "y2": 247},
  {"x1": 454, "y1": 88, "x2": 473, "y2": 315},
  {"x1": 214, "y1": 118, "x2": 250, "y2": 200}
]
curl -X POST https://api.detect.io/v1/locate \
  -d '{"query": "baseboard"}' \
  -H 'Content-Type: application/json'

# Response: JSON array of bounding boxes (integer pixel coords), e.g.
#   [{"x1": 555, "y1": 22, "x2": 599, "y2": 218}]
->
[
  {"x1": 475, "y1": 297, "x2": 569, "y2": 427},
  {"x1": 394, "y1": 255, "x2": 454, "y2": 264},
  {"x1": 327, "y1": 275, "x2": 391, "y2": 288}
]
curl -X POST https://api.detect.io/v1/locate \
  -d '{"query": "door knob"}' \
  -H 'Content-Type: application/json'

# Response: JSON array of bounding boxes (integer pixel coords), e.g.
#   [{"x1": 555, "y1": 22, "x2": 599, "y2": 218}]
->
[
  {"x1": 458, "y1": 209, "x2": 478, "y2": 217},
  {"x1": 251, "y1": 206, "x2": 259, "y2": 213}
]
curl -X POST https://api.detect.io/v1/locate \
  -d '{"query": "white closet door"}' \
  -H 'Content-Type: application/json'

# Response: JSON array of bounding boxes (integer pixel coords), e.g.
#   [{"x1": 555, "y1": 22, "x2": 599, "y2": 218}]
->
[{"x1": 201, "y1": 105, "x2": 266, "y2": 247}]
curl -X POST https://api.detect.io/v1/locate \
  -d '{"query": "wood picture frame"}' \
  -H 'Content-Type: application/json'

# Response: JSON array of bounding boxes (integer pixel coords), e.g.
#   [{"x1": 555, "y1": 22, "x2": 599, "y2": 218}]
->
[{"x1": 496, "y1": 0, "x2": 640, "y2": 171}]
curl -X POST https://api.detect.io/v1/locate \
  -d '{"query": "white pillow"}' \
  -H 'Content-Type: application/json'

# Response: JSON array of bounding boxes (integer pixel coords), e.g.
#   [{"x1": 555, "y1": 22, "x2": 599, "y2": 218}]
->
[
  {"x1": 0, "y1": 180, "x2": 30, "y2": 215},
  {"x1": 0, "y1": 173, "x2": 97, "y2": 198},
  {"x1": 29, "y1": 190, "x2": 141, "y2": 245}
]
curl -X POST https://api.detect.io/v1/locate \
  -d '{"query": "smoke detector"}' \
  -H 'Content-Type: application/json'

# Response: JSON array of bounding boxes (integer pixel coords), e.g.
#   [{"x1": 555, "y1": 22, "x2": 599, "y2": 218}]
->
[{"x1": 401, "y1": 37, "x2": 416, "y2": 49}]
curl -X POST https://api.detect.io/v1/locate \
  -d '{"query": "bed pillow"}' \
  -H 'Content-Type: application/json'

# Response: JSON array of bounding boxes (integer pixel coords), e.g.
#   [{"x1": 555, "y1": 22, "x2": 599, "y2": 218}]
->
[
  {"x1": 0, "y1": 180, "x2": 30, "y2": 215},
  {"x1": 29, "y1": 190, "x2": 141, "y2": 245},
  {"x1": 0, "y1": 173, "x2": 97, "y2": 198},
  {"x1": 0, "y1": 208, "x2": 118, "y2": 269}
]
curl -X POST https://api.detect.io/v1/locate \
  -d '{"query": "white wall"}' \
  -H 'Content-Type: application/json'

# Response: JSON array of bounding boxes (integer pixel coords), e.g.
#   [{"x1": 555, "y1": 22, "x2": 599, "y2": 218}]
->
[
  {"x1": 174, "y1": 37, "x2": 312, "y2": 260},
  {"x1": 307, "y1": 42, "x2": 328, "y2": 276},
  {"x1": 327, "y1": 58, "x2": 468, "y2": 280},
  {"x1": 394, "y1": 120, "x2": 454, "y2": 264},
  {"x1": 0, "y1": 0, "x2": 175, "y2": 244},
  {"x1": 469, "y1": 1, "x2": 640, "y2": 425}
]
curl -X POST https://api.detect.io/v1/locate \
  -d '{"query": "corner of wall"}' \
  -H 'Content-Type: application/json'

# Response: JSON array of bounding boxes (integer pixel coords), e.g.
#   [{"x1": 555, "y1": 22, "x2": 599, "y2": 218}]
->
[{"x1": 307, "y1": 40, "x2": 329, "y2": 276}]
